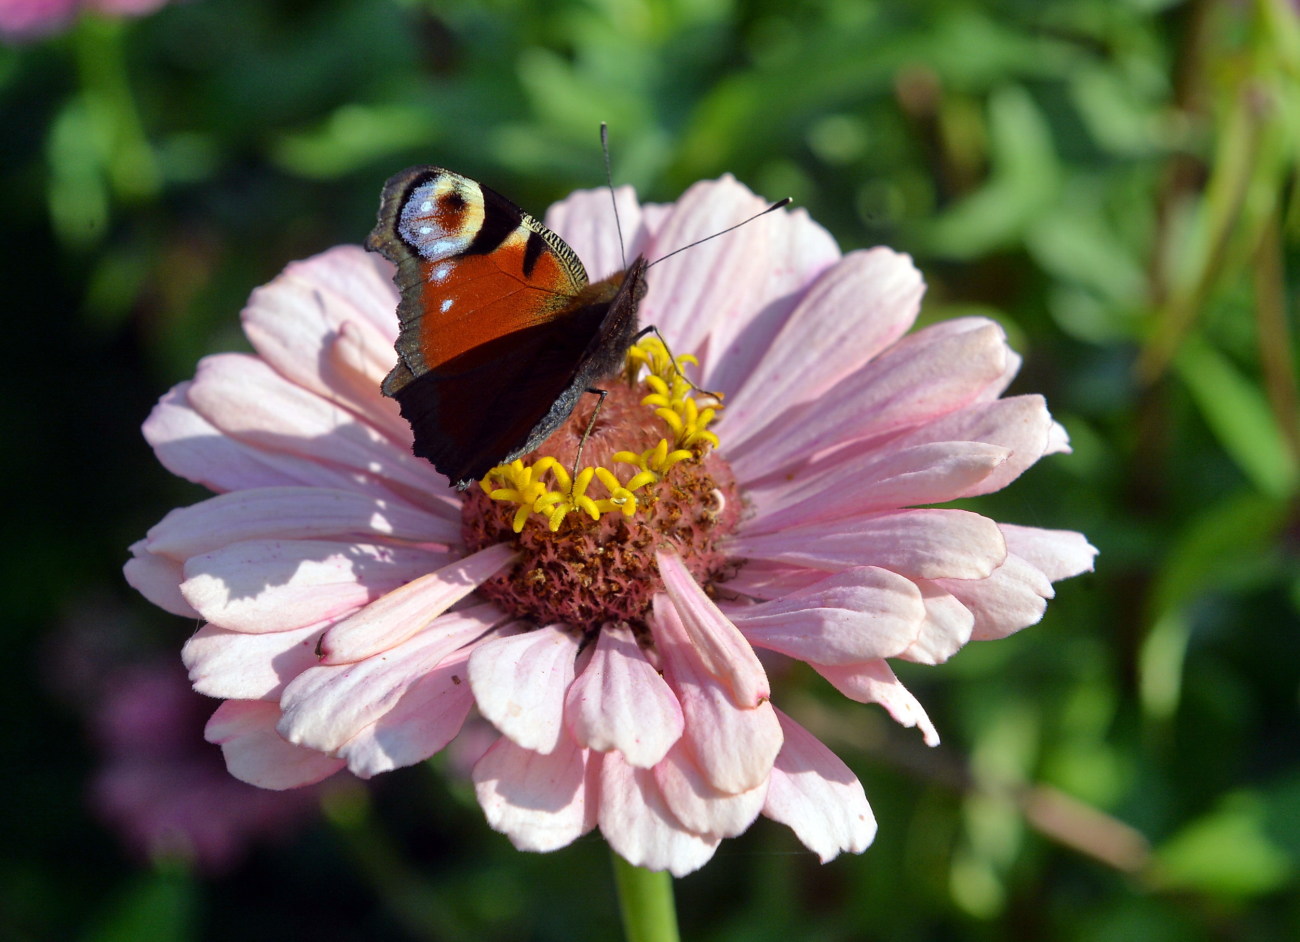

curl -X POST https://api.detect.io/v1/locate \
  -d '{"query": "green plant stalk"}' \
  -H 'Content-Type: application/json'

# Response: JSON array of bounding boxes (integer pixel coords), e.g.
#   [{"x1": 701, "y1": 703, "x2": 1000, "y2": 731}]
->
[
  {"x1": 1253, "y1": 214, "x2": 1300, "y2": 479},
  {"x1": 1139, "y1": 0, "x2": 1295, "y2": 383},
  {"x1": 611, "y1": 850, "x2": 681, "y2": 942}
]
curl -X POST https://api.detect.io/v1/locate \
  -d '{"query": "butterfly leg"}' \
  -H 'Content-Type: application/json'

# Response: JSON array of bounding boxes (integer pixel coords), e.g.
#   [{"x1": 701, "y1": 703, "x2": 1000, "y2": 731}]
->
[{"x1": 571, "y1": 387, "x2": 610, "y2": 485}]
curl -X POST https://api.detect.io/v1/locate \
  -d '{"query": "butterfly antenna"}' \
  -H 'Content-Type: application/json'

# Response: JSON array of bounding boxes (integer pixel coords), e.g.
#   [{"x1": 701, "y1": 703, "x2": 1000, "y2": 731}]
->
[
  {"x1": 600, "y1": 122, "x2": 629, "y2": 271},
  {"x1": 647, "y1": 197, "x2": 792, "y2": 270}
]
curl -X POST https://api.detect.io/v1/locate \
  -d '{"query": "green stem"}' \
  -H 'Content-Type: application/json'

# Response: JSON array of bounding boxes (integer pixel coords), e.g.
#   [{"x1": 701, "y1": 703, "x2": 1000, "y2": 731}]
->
[{"x1": 611, "y1": 850, "x2": 681, "y2": 942}]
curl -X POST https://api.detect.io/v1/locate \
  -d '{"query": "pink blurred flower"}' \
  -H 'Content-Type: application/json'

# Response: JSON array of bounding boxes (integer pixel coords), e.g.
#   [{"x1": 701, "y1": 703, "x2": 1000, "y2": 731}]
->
[
  {"x1": 0, "y1": 0, "x2": 173, "y2": 41},
  {"x1": 91, "y1": 660, "x2": 330, "y2": 872},
  {"x1": 126, "y1": 176, "x2": 1095, "y2": 876},
  {"x1": 46, "y1": 601, "x2": 328, "y2": 873}
]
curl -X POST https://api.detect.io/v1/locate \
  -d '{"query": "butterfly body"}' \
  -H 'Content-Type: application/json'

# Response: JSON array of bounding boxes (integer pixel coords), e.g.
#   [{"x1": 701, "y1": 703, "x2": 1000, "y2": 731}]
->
[{"x1": 367, "y1": 166, "x2": 646, "y2": 489}]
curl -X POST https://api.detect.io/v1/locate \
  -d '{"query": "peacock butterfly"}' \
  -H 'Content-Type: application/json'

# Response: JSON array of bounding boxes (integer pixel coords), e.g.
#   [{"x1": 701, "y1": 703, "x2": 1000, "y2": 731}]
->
[{"x1": 365, "y1": 166, "x2": 647, "y2": 490}]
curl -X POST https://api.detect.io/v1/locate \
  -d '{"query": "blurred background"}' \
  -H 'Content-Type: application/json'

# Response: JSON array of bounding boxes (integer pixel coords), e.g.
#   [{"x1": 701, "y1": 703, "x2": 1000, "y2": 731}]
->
[{"x1": 3, "y1": 0, "x2": 1298, "y2": 939}]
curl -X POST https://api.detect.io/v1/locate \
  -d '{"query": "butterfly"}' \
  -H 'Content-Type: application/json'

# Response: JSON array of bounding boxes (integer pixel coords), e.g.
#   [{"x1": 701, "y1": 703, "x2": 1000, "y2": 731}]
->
[{"x1": 366, "y1": 166, "x2": 647, "y2": 490}]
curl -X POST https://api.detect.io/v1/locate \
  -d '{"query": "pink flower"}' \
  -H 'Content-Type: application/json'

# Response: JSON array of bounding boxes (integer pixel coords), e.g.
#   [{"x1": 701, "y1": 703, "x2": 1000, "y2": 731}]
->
[
  {"x1": 45, "y1": 602, "x2": 327, "y2": 873},
  {"x1": 91, "y1": 660, "x2": 330, "y2": 872},
  {"x1": 0, "y1": 0, "x2": 172, "y2": 41},
  {"x1": 126, "y1": 176, "x2": 1096, "y2": 876}
]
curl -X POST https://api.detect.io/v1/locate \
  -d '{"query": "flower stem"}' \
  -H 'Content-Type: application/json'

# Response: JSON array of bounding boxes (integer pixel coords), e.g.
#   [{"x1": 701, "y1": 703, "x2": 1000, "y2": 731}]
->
[{"x1": 610, "y1": 850, "x2": 680, "y2": 942}]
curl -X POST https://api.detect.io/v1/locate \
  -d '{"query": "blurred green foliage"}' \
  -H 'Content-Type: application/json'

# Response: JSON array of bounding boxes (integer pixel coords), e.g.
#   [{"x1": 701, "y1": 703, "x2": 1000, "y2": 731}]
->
[{"x1": 2, "y1": 0, "x2": 1298, "y2": 939}]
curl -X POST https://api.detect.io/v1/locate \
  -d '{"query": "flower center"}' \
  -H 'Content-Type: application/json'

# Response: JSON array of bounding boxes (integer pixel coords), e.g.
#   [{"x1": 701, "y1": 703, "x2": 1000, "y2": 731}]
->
[{"x1": 459, "y1": 339, "x2": 742, "y2": 635}]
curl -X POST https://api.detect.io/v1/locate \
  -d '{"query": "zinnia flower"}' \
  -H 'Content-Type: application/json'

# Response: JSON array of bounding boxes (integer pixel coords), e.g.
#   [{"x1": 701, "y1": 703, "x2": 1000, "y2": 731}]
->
[{"x1": 126, "y1": 176, "x2": 1096, "y2": 876}]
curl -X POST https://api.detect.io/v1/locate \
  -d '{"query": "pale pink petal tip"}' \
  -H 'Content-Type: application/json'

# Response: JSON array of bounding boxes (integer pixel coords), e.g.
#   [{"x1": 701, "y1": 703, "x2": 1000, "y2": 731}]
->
[
  {"x1": 599, "y1": 752, "x2": 720, "y2": 877},
  {"x1": 318, "y1": 542, "x2": 516, "y2": 663},
  {"x1": 205, "y1": 700, "x2": 343, "y2": 790},
  {"x1": 338, "y1": 648, "x2": 475, "y2": 778},
  {"x1": 729, "y1": 566, "x2": 925, "y2": 665},
  {"x1": 651, "y1": 594, "x2": 784, "y2": 795},
  {"x1": 655, "y1": 741, "x2": 766, "y2": 838},
  {"x1": 565, "y1": 623, "x2": 684, "y2": 768},
  {"x1": 814, "y1": 660, "x2": 941, "y2": 747},
  {"x1": 123, "y1": 543, "x2": 196, "y2": 618},
  {"x1": 764, "y1": 710, "x2": 876, "y2": 861},
  {"x1": 1046, "y1": 420, "x2": 1073, "y2": 455},
  {"x1": 472, "y1": 734, "x2": 597, "y2": 852},
  {"x1": 656, "y1": 550, "x2": 770, "y2": 706},
  {"x1": 277, "y1": 607, "x2": 491, "y2": 755},
  {"x1": 469, "y1": 624, "x2": 579, "y2": 754}
]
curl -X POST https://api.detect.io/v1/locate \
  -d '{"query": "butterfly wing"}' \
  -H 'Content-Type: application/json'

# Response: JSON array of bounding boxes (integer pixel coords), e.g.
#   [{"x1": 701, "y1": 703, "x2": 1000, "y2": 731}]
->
[
  {"x1": 367, "y1": 166, "x2": 643, "y2": 488},
  {"x1": 368, "y1": 166, "x2": 589, "y2": 389}
]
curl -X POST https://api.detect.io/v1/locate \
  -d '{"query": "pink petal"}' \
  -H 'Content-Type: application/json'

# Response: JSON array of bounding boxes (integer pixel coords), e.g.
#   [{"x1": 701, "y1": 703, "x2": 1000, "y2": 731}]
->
[
  {"x1": 241, "y1": 247, "x2": 406, "y2": 437},
  {"x1": 731, "y1": 320, "x2": 1012, "y2": 484},
  {"x1": 1046, "y1": 420, "x2": 1072, "y2": 455},
  {"x1": 728, "y1": 508, "x2": 1008, "y2": 581},
  {"x1": 187, "y1": 354, "x2": 443, "y2": 498},
  {"x1": 124, "y1": 542, "x2": 196, "y2": 617},
  {"x1": 242, "y1": 246, "x2": 398, "y2": 355},
  {"x1": 723, "y1": 248, "x2": 922, "y2": 448},
  {"x1": 812, "y1": 660, "x2": 940, "y2": 746},
  {"x1": 1002, "y1": 524, "x2": 1098, "y2": 583},
  {"x1": 204, "y1": 700, "x2": 344, "y2": 790},
  {"x1": 564, "y1": 623, "x2": 684, "y2": 767},
  {"x1": 0, "y1": 0, "x2": 79, "y2": 39},
  {"x1": 143, "y1": 486, "x2": 458, "y2": 561},
  {"x1": 651, "y1": 596, "x2": 783, "y2": 793},
  {"x1": 798, "y1": 395, "x2": 1056, "y2": 504},
  {"x1": 938, "y1": 561, "x2": 1050, "y2": 643},
  {"x1": 639, "y1": 176, "x2": 772, "y2": 358},
  {"x1": 721, "y1": 561, "x2": 829, "y2": 600},
  {"x1": 654, "y1": 740, "x2": 766, "y2": 837},
  {"x1": 339, "y1": 646, "x2": 476, "y2": 776},
  {"x1": 884, "y1": 396, "x2": 1055, "y2": 497},
  {"x1": 727, "y1": 566, "x2": 925, "y2": 664},
  {"x1": 469, "y1": 624, "x2": 579, "y2": 754},
  {"x1": 184, "y1": 620, "x2": 326, "y2": 700},
  {"x1": 473, "y1": 732, "x2": 599, "y2": 852},
  {"x1": 656, "y1": 550, "x2": 770, "y2": 707},
  {"x1": 295, "y1": 245, "x2": 401, "y2": 341},
  {"x1": 744, "y1": 441, "x2": 1010, "y2": 534},
  {"x1": 942, "y1": 525, "x2": 1096, "y2": 641},
  {"x1": 144, "y1": 380, "x2": 447, "y2": 513},
  {"x1": 319, "y1": 543, "x2": 516, "y2": 663},
  {"x1": 897, "y1": 583, "x2": 975, "y2": 665},
  {"x1": 278, "y1": 607, "x2": 493, "y2": 752},
  {"x1": 144, "y1": 383, "x2": 359, "y2": 494},
  {"x1": 698, "y1": 206, "x2": 841, "y2": 397},
  {"x1": 762, "y1": 709, "x2": 875, "y2": 862},
  {"x1": 599, "y1": 751, "x2": 720, "y2": 877},
  {"x1": 324, "y1": 320, "x2": 413, "y2": 444},
  {"x1": 543, "y1": 184, "x2": 647, "y2": 281},
  {"x1": 180, "y1": 539, "x2": 449, "y2": 633}
]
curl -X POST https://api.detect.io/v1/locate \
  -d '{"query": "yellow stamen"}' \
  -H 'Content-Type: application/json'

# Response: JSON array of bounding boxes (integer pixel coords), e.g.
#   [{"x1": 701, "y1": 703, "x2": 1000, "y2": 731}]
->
[{"x1": 480, "y1": 336, "x2": 724, "y2": 530}]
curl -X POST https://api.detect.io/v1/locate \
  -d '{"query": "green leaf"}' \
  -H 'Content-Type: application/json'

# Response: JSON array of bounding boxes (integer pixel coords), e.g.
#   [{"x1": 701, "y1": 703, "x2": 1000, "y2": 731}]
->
[
  {"x1": 1174, "y1": 337, "x2": 1298, "y2": 498},
  {"x1": 1151, "y1": 792, "x2": 1291, "y2": 898},
  {"x1": 1150, "y1": 490, "x2": 1286, "y2": 618},
  {"x1": 922, "y1": 85, "x2": 1061, "y2": 258}
]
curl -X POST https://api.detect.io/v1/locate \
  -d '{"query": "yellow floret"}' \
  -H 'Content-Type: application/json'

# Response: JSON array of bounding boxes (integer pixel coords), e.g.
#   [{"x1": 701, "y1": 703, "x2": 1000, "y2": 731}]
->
[{"x1": 481, "y1": 336, "x2": 724, "y2": 530}]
